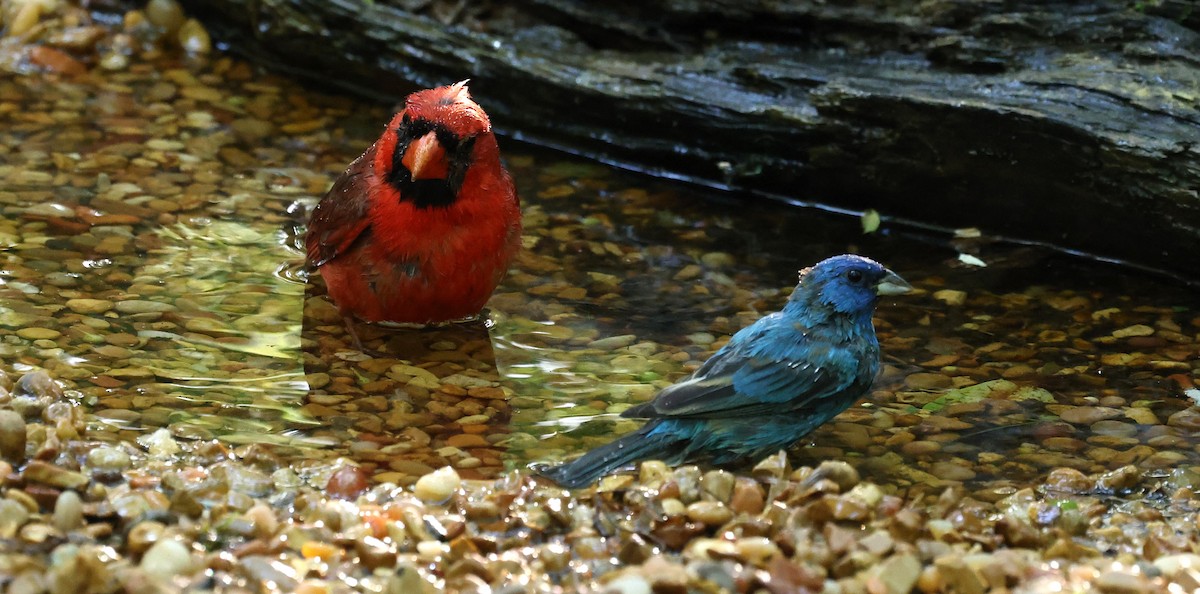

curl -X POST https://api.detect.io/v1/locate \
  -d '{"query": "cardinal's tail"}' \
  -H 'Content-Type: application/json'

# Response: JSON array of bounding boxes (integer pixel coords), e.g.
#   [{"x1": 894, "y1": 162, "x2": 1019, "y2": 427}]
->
[{"x1": 535, "y1": 422, "x2": 683, "y2": 489}]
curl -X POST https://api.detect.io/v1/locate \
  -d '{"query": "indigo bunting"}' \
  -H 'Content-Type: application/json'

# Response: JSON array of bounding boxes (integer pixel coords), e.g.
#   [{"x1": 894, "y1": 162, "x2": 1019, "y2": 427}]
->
[{"x1": 538, "y1": 254, "x2": 911, "y2": 488}]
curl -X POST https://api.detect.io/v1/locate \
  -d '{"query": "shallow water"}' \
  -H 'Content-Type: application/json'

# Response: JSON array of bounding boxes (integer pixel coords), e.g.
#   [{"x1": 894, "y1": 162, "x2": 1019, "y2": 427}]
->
[{"x1": 1, "y1": 44, "x2": 1198, "y2": 507}]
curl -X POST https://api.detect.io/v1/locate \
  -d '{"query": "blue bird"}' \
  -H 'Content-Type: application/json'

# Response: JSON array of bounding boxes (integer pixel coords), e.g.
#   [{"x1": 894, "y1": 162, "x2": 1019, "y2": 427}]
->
[{"x1": 537, "y1": 254, "x2": 911, "y2": 488}]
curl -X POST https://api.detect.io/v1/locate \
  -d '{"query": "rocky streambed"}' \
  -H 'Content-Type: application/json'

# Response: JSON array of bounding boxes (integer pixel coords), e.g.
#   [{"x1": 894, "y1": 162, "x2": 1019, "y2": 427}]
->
[{"x1": 1, "y1": 1, "x2": 1199, "y2": 593}]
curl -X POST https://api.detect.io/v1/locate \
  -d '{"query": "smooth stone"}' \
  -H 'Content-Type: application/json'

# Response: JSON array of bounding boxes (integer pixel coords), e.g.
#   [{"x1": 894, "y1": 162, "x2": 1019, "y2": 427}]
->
[
  {"x1": 1059, "y1": 406, "x2": 1121, "y2": 425},
  {"x1": 23, "y1": 461, "x2": 88, "y2": 489},
  {"x1": 16, "y1": 328, "x2": 61, "y2": 340},
  {"x1": 734, "y1": 536, "x2": 780, "y2": 567},
  {"x1": 930, "y1": 461, "x2": 977, "y2": 481},
  {"x1": 1154, "y1": 554, "x2": 1200, "y2": 578},
  {"x1": 53, "y1": 491, "x2": 84, "y2": 531},
  {"x1": 0, "y1": 499, "x2": 31, "y2": 539},
  {"x1": 729, "y1": 478, "x2": 765, "y2": 515},
  {"x1": 686, "y1": 501, "x2": 733, "y2": 526},
  {"x1": 1091, "y1": 419, "x2": 1137, "y2": 438},
  {"x1": 127, "y1": 521, "x2": 165, "y2": 555},
  {"x1": 305, "y1": 373, "x2": 331, "y2": 389},
  {"x1": 445, "y1": 434, "x2": 489, "y2": 448},
  {"x1": 1094, "y1": 570, "x2": 1152, "y2": 594},
  {"x1": 64, "y1": 297, "x2": 114, "y2": 316},
  {"x1": 414, "y1": 466, "x2": 461, "y2": 503},
  {"x1": 588, "y1": 335, "x2": 637, "y2": 350},
  {"x1": 15, "y1": 371, "x2": 63, "y2": 399},
  {"x1": 933, "y1": 290, "x2": 967, "y2": 306},
  {"x1": 603, "y1": 575, "x2": 652, "y2": 594},
  {"x1": 0, "y1": 410, "x2": 26, "y2": 462},
  {"x1": 699, "y1": 470, "x2": 735, "y2": 502},
  {"x1": 140, "y1": 539, "x2": 196, "y2": 581},
  {"x1": 145, "y1": 0, "x2": 186, "y2": 33},
  {"x1": 905, "y1": 372, "x2": 954, "y2": 390},
  {"x1": 1111, "y1": 325, "x2": 1154, "y2": 338},
  {"x1": 114, "y1": 300, "x2": 177, "y2": 314},
  {"x1": 871, "y1": 553, "x2": 922, "y2": 594}
]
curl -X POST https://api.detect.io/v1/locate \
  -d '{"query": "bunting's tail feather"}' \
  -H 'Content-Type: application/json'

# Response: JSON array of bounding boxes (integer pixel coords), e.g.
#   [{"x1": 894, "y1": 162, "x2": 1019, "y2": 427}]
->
[{"x1": 536, "y1": 423, "x2": 680, "y2": 489}]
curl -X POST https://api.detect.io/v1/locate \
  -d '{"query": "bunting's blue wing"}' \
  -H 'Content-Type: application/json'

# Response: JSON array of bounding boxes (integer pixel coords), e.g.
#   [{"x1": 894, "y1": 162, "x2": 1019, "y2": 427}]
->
[{"x1": 623, "y1": 314, "x2": 872, "y2": 420}]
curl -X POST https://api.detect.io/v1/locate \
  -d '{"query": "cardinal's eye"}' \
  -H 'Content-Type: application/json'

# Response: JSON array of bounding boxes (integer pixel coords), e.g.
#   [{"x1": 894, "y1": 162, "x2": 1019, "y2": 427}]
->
[{"x1": 846, "y1": 269, "x2": 863, "y2": 283}]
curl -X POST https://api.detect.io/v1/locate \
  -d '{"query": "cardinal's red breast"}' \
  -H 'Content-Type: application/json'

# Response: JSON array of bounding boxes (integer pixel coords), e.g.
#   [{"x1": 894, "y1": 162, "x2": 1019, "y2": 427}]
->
[{"x1": 305, "y1": 81, "x2": 522, "y2": 323}]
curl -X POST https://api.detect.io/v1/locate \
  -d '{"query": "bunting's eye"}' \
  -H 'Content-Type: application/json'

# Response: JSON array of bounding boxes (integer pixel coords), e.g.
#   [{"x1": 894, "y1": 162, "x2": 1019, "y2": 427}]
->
[{"x1": 845, "y1": 269, "x2": 863, "y2": 283}]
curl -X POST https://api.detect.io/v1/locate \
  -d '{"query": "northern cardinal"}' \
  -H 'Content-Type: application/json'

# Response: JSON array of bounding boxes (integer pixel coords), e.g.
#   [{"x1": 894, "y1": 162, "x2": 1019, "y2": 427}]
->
[{"x1": 306, "y1": 81, "x2": 521, "y2": 349}]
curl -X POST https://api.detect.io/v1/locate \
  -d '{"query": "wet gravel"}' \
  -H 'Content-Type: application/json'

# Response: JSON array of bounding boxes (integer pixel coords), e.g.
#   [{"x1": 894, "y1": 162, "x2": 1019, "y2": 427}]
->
[{"x1": 0, "y1": 1, "x2": 1199, "y2": 592}]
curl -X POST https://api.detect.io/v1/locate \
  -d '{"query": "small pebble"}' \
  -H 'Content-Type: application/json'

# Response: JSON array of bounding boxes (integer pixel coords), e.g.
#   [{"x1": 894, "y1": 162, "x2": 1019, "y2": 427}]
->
[
  {"x1": 16, "y1": 328, "x2": 61, "y2": 340},
  {"x1": 604, "y1": 575, "x2": 652, "y2": 594},
  {"x1": 0, "y1": 499, "x2": 30, "y2": 539},
  {"x1": 23, "y1": 461, "x2": 87, "y2": 489},
  {"x1": 0, "y1": 411, "x2": 27, "y2": 462},
  {"x1": 65, "y1": 298, "x2": 115, "y2": 314},
  {"x1": 53, "y1": 491, "x2": 84, "y2": 531},
  {"x1": 414, "y1": 466, "x2": 460, "y2": 503},
  {"x1": 734, "y1": 536, "x2": 780, "y2": 566},
  {"x1": 327, "y1": 465, "x2": 370, "y2": 500},
  {"x1": 15, "y1": 371, "x2": 63, "y2": 399},
  {"x1": 128, "y1": 521, "x2": 166, "y2": 555},
  {"x1": 7, "y1": 2, "x2": 42, "y2": 37},
  {"x1": 729, "y1": 478, "x2": 765, "y2": 515},
  {"x1": 685, "y1": 501, "x2": 732, "y2": 526},
  {"x1": 140, "y1": 539, "x2": 195, "y2": 581},
  {"x1": 933, "y1": 290, "x2": 967, "y2": 306},
  {"x1": 87, "y1": 446, "x2": 132, "y2": 474},
  {"x1": 177, "y1": 19, "x2": 212, "y2": 54},
  {"x1": 145, "y1": 0, "x2": 185, "y2": 34}
]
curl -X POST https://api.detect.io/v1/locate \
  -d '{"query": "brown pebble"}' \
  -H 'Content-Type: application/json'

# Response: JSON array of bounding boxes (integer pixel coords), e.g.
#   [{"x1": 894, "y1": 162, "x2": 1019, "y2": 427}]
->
[
  {"x1": 729, "y1": 478, "x2": 765, "y2": 515},
  {"x1": 29, "y1": 46, "x2": 87, "y2": 76},
  {"x1": 904, "y1": 373, "x2": 953, "y2": 390},
  {"x1": 1095, "y1": 465, "x2": 1141, "y2": 493},
  {"x1": 1044, "y1": 467, "x2": 1092, "y2": 494},
  {"x1": 22, "y1": 461, "x2": 87, "y2": 489},
  {"x1": 806, "y1": 460, "x2": 859, "y2": 492},
  {"x1": 1167, "y1": 409, "x2": 1200, "y2": 431},
  {"x1": 900, "y1": 440, "x2": 941, "y2": 456},
  {"x1": 1059, "y1": 406, "x2": 1122, "y2": 425},
  {"x1": 652, "y1": 514, "x2": 704, "y2": 550},
  {"x1": 355, "y1": 537, "x2": 397, "y2": 570},
  {"x1": 326, "y1": 466, "x2": 370, "y2": 500},
  {"x1": 1043, "y1": 437, "x2": 1087, "y2": 452},
  {"x1": 445, "y1": 434, "x2": 489, "y2": 449}
]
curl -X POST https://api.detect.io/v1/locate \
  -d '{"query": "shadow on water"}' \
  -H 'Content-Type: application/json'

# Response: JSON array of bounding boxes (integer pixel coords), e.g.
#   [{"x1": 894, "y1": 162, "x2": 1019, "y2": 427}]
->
[{"x1": 0, "y1": 55, "x2": 1196, "y2": 502}]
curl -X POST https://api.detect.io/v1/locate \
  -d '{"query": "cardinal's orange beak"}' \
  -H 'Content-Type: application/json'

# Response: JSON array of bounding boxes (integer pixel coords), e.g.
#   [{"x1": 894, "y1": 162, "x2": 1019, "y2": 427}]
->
[{"x1": 402, "y1": 131, "x2": 449, "y2": 181}]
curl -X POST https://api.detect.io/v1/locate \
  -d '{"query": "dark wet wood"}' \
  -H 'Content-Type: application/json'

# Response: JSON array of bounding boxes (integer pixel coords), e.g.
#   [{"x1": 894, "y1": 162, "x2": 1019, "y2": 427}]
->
[{"x1": 180, "y1": 0, "x2": 1200, "y2": 278}]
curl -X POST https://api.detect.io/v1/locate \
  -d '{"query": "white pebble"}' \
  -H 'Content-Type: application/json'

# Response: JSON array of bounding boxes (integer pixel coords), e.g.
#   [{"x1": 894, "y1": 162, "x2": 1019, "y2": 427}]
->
[
  {"x1": 603, "y1": 575, "x2": 652, "y2": 594},
  {"x1": 138, "y1": 428, "x2": 180, "y2": 458},
  {"x1": 53, "y1": 491, "x2": 83, "y2": 531},
  {"x1": 140, "y1": 539, "x2": 195, "y2": 581},
  {"x1": 413, "y1": 466, "x2": 460, "y2": 503}
]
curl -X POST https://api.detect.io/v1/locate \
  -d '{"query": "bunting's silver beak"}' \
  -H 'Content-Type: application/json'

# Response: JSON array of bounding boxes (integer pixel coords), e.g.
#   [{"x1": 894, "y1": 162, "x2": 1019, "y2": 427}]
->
[{"x1": 875, "y1": 269, "x2": 913, "y2": 296}]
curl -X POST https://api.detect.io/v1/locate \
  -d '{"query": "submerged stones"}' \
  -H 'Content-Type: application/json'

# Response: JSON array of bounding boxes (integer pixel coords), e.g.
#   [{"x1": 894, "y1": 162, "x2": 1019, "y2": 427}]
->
[{"x1": 0, "y1": 0, "x2": 1198, "y2": 591}]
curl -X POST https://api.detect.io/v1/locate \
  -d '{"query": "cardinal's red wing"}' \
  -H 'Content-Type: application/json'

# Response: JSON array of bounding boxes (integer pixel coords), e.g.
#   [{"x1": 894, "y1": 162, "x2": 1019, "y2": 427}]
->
[{"x1": 305, "y1": 146, "x2": 376, "y2": 269}]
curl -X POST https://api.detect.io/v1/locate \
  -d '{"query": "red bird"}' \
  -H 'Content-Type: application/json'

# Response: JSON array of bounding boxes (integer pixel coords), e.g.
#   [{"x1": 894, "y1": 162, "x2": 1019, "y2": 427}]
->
[{"x1": 306, "y1": 81, "x2": 521, "y2": 348}]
